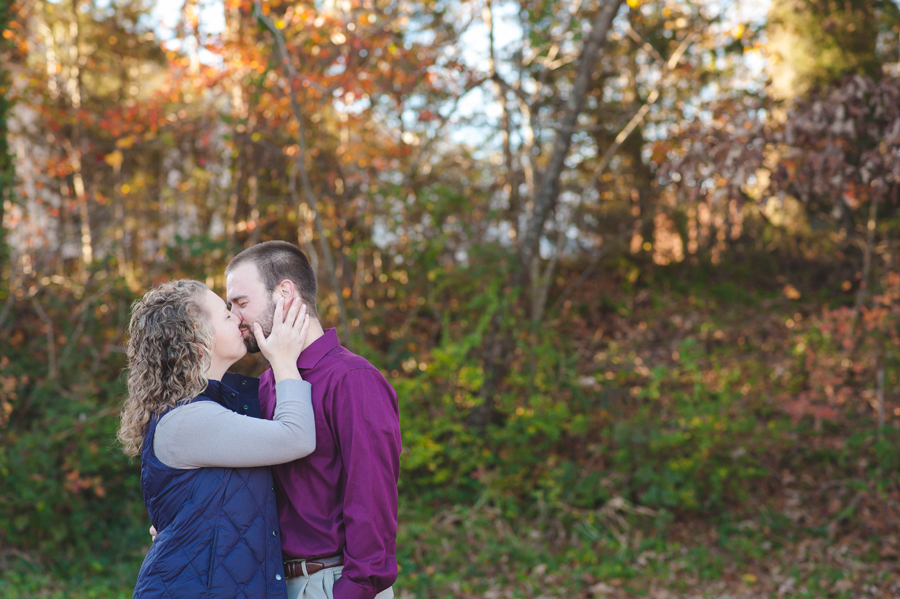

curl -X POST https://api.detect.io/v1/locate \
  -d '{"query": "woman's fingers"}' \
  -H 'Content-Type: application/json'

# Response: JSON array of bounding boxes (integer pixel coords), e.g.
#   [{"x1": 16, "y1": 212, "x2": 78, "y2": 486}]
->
[
  {"x1": 273, "y1": 295, "x2": 285, "y2": 325},
  {"x1": 265, "y1": 299, "x2": 307, "y2": 354},
  {"x1": 290, "y1": 304, "x2": 307, "y2": 332},
  {"x1": 284, "y1": 296, "x2": 303, "y2": 328},
  {"x1": 293, "y1": 305, "x2": 308, "y2": 332},
  {"x1": 296, "y1": 313, "x2": 310, "y2": 343}
]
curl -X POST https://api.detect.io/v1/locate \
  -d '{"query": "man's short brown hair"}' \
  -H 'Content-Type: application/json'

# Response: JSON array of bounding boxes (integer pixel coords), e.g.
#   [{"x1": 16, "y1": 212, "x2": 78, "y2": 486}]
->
[{"x1": 226, "y1": 241, "x2": 318, "y2": 318}]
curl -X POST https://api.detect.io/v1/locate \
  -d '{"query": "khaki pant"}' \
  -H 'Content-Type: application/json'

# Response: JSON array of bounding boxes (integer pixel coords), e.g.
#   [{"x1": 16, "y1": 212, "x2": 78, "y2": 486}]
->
[{"x1": 285, "y1": 564, "x2": 394, "y2": 599}]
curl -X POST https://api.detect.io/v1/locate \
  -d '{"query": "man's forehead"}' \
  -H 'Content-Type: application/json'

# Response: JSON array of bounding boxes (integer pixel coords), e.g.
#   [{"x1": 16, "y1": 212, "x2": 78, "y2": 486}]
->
[{"x1": 226, "y1": 263, "x2": 263, "y2": 296}]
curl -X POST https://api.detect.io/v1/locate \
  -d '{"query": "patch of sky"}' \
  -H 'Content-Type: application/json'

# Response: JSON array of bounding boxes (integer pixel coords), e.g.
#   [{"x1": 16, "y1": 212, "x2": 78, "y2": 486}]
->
[
  {"x1": 149, "y1": 0, "x2": 224, "y2": 66},
  {"x1": 333, "y1": 96, "x2": 372, "y2": 116},
  {"x1": 326, "y1": 60, "x2": 347, "y2": 78},
  {"x1": 439, "y1": 0, "x2": 523, "y2": 150}
]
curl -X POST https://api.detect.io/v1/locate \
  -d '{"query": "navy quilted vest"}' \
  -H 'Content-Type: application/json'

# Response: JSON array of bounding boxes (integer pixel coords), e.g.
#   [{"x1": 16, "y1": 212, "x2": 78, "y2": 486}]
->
[{"x1": 133, "y1": 375, "x2": 288, "y2": 599}]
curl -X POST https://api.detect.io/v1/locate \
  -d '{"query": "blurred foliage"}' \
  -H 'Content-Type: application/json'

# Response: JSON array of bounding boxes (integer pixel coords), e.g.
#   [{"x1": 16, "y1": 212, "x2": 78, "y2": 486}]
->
[
  {"x1": 7, "y1": 0, "x2": 900, "y2": 597},
  {"x1": 766, "y1": 0, "x2": 889, "y2": 99}
]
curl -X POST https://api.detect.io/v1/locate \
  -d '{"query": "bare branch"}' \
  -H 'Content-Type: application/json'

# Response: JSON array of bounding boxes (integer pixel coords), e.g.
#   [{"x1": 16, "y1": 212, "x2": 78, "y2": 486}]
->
[
  {"x1": 626, "y1": 25, "x2": 664, "y2": 63},
  {"x1": 58, "y1": 282, "x2": 112, "y2": 368},
  {"x1": 484, "y1": 0, "x2": 519, "y2": 225},
  {"x1": 489, "y1": 72, "x2": 540, "y2": 200},
  {"x1": 518, "y1": 0, "x2": 625, "y2": 286},
  {"x1": 536, "y1": 0, "x2": 585, "y2": 87},
  {"x1": 546, "y1": 54, "x2": 579, "y2": 71},
  {"x1": 530, "y1": 32, "x2": 696, "y2": 327},
  {"x1": 405, "y1": 77, "x2": 485, "y2": 184},
  {"x1": 490, "y1": 72, "x2": 531, "y2": 111},
  {"x1": 254, "y1": 3, "x2": 352, "y2": 341}
]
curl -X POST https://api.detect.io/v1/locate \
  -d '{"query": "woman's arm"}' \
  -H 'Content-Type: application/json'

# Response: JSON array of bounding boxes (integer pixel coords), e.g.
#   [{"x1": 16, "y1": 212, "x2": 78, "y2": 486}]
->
[{"x1": 154, "y1": 378, "x2": 315, "y2": 469}]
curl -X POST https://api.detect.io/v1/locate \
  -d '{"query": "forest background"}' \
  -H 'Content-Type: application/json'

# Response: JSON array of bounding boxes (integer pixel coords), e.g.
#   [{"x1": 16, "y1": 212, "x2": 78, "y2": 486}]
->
[{"x1": 5, "y1": 0, "x2": 900, "y2": 597}]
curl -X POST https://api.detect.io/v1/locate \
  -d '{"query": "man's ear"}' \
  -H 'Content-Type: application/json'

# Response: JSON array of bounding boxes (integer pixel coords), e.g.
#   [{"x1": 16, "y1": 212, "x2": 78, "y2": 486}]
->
[{"x1": 274, "y1": 279, "x2": 296, "y2": 302}]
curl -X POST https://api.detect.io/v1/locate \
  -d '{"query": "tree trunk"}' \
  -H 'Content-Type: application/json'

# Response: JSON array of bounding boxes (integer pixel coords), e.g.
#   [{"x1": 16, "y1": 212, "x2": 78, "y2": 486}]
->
[
  {"x1": 0, "y1": 0, "x2": 12, "y2": 278},
  {"x1": 64, "y1": 0, "x2": 92, "y2": 268},
  {"x1": 470, "y1": 1, "x2": 624, "y2": 433},
  {"x1": 517, "y1": 0, "x2": 624, "y2": 289},
  {"x1": 851, "y1": 194, "x2": 879, "y2": 349}
]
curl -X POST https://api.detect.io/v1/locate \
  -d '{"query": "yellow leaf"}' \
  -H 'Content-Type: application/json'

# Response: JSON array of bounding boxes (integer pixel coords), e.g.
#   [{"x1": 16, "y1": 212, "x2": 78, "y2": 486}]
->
[
  {"x1": 627, "y1": 0, "x2": 641, "y2": 7},
  {"x1": 251, "y1": 132, "x2": 262, "y2": 142},
  {"x1": 115, "y1": 135, "x2": 136, "y2": 149},
  {"x1": 104, "y1": 150, "x2": 123, "y2": 170},
  {"x1": 742, "y1": 574, "x2": 757, "y2": 584}
]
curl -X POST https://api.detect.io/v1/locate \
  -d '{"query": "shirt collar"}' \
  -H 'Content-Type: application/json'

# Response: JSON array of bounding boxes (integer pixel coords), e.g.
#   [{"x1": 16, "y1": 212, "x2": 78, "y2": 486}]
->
[
  {"x1": 297, "y1": 328, "x2": 340, "y2": 371},
  {"x1": 202, "y1": 378, "x2": 224, "y2": 403},
  {"x1": 201, "y1": 378, "x2": 238, "y2": 405}
]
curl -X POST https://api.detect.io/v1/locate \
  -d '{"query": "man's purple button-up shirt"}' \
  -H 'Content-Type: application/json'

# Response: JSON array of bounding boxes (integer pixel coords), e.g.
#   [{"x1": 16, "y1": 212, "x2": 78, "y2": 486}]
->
[{"x1": 258, "y1": 329, "x2": 401, "y2": 599}]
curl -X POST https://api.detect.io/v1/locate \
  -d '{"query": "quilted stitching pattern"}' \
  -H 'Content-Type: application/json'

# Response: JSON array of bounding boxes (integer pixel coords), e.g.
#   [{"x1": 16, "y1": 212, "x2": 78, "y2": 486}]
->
[{"x1": 133, "y1": 389, "x2": 287, "y2": 599}]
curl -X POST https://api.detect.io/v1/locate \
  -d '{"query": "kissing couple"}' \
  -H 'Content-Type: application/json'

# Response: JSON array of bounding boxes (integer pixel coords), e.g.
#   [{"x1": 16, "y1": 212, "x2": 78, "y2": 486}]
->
[{"x1": 118, "y1": 241, "x2": 401, "y2": 599}]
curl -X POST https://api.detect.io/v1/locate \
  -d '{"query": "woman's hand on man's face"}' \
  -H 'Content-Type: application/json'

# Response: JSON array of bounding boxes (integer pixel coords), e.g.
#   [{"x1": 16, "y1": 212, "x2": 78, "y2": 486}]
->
[{"x1": 252, "y1": 296, "x2": 309, "y2": 380}]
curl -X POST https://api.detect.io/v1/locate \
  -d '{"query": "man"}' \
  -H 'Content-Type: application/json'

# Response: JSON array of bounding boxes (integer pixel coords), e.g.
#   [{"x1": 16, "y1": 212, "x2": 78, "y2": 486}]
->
[{"x1": 225, "y1": 241, "x2": 401, "y2": 599}]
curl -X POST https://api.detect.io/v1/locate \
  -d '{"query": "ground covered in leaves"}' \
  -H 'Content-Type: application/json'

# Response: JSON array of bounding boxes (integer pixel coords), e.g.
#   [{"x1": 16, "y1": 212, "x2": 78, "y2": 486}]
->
[{"x1": 386, "y1": 266, "x2": 900, "y2": 598}]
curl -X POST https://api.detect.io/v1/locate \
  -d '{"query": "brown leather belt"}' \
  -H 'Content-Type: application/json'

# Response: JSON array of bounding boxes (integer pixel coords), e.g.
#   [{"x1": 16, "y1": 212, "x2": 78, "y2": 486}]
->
[{"x1": 283, "y1": 554, "x2": 344, "y2": 579}]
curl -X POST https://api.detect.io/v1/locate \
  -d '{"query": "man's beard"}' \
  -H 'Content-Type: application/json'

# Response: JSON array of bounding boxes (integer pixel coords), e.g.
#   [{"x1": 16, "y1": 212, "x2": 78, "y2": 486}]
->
[{"x1": 241, "y1": 298, "x2": 276, "y2": 354}]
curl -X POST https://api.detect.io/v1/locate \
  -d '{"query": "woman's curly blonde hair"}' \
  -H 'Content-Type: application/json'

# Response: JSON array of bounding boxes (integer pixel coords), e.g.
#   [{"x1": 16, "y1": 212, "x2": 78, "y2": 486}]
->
[{"x1": 117, "y1": 279, "x2": 213, "y2": 457}]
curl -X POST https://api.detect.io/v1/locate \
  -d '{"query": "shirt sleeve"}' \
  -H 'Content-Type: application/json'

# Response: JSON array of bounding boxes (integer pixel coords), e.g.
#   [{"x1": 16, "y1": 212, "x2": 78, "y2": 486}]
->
[
  {"x1": 154, "y1": 379, "x2": 316, "y2": 469},
  {"x1": 332, "y1": 368, "x2": 402, "y2": 599}
]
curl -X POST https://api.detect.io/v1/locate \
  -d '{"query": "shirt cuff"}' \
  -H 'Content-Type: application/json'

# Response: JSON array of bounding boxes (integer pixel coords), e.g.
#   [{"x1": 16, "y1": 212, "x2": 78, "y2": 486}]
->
[{"x1": 333, "y1": 574, "x2": 377, "y2": 599}]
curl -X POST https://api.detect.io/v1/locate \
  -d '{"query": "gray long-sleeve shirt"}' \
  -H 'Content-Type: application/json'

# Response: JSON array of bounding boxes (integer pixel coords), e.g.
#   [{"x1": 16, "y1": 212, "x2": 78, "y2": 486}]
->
[{"x1": 154, "y1": 378, "x2": 315, "y2": 469}]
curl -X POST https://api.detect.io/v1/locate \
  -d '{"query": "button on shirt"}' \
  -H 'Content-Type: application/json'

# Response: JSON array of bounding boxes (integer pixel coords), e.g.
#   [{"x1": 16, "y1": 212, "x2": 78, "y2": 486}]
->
[{"x1": 258, "y1": 329, "x2": 401, "y2": 599}]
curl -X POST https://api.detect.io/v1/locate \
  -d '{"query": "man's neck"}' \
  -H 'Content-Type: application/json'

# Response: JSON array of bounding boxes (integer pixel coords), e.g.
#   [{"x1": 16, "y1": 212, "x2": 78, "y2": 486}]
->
[{"x1": 303, "y1": 319, "x2": 326, "y2": 352}]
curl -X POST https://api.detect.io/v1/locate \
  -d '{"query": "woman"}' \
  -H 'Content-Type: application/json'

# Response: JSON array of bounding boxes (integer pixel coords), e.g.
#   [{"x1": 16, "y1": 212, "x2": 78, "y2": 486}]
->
[{"x1": 118, "y1": 279, "x2": 312, "y2": 598}]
